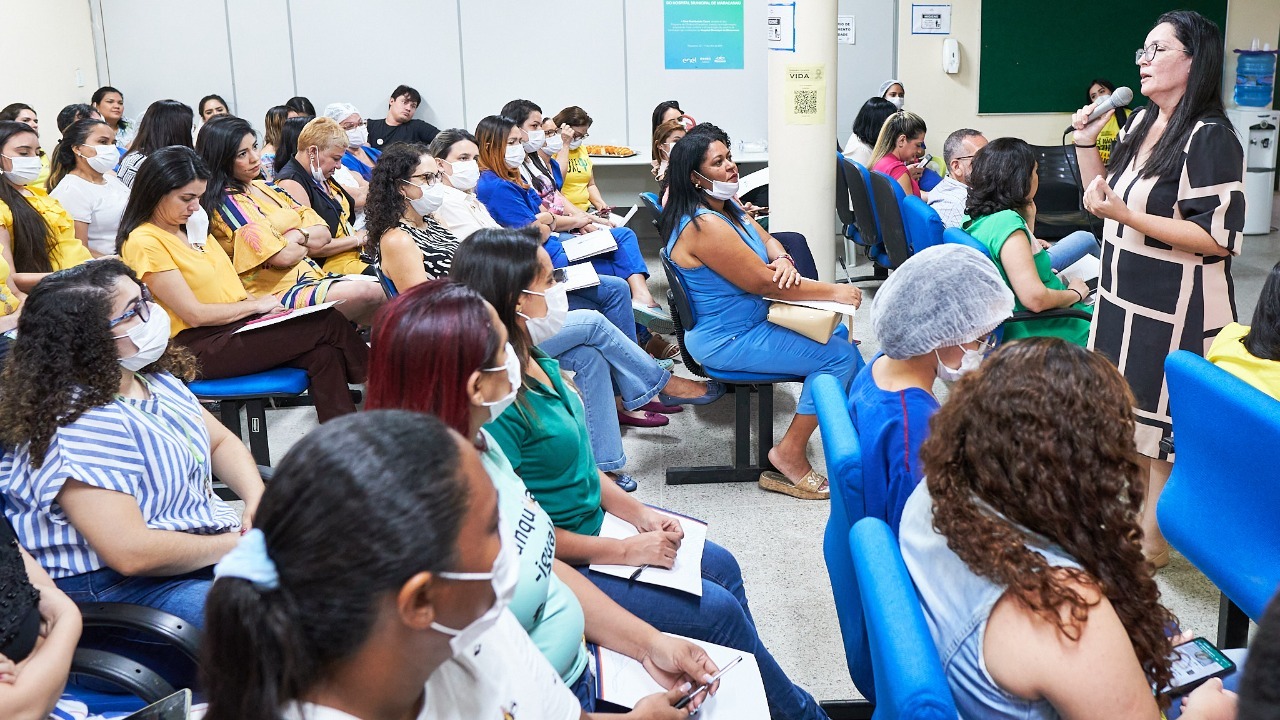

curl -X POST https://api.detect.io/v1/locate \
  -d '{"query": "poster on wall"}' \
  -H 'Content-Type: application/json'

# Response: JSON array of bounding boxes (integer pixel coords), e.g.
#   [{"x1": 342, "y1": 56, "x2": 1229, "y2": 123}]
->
[
  {"x1": 664, "y1": 0, "x2": 745, "y2": 70},
  {"x1": 785, "y1": 64, "x2": 826, "y2": 125}
]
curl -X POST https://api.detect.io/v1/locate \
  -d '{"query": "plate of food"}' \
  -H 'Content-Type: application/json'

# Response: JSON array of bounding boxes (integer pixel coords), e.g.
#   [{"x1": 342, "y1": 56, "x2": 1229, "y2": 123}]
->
[{"x1": 586, "y1": 144, "x2": 637, "y2": 158}]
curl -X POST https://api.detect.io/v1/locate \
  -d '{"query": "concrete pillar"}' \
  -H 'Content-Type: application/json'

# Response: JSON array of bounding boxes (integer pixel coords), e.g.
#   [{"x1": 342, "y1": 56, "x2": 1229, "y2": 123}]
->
[{"x1": 767, "y1": 0, "x2": 839, "y2": 282}]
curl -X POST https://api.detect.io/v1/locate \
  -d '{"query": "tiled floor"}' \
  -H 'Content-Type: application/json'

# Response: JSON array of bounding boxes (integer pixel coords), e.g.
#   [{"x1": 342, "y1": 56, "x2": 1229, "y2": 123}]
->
[{"x1": 257, "y1": 194, "x2": 1280, "y2": 704}]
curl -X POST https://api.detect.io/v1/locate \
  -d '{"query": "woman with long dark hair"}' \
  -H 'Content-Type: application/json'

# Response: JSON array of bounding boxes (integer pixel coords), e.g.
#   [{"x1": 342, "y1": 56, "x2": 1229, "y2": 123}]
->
[
  {"x1": 843, "y1": 97, "x2": 896, "y2": 167},
  {"x1": 1071, "y1": 10, "x2": 1246, "y2": 567},
  {"x1": 1207, "y1": 259, "x2": 1280, "y2": 400},
  {"x1": 91, "y1": 86, "x2": 133, "y2": 149},
  {"x1": 47, "y1": 118, "x2": 130, "y2": 258},
  {"x1": 198, "y1": 94, "x2": 230, "y2": 124},
  {"x1": 0, "y1": 121, "x2": 92, "y2": 291},
  {"x1": 363, "y1": 142, "x2": 459, "y2": 292},
  {"x1": 201, "y1": 411, "x2": 693, "y2": 720},
  {"x1": 117, "y1": 99, "x2": 195, "y2": 188},
  {"x1": 196, "y1": 115, "x2": 384, "y2": 324},
  {"x1": 963, "y1": 137, "x2": 1094, "y2": 345},
  {"x1": 660, "y1": 126, "x2": 862, "y2": 500},
  {"x1": 0, "y1": 259, "x2": 262, "y2": 629},
  {"x1": 902, "y1": 337, "x2": 1232, "y2": 719},
  {"x1": 1085, "y1": 78, "x2": 1130, "y2": 165},
  {"x1": 258, "y1": 105, "x2": 289, "y2": 182},
  {"x1": 0, "y1": 103, "x2": 49, "y2": 187},
  {"x1": 117, "y1": 145, "x2": 368, "y2": 421}
]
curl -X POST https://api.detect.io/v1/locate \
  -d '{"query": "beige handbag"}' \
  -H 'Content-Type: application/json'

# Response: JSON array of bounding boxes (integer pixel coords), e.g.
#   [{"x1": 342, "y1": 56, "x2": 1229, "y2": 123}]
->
[{"x1": 767, "y1": 302, "x2": 841, "y2": 344}]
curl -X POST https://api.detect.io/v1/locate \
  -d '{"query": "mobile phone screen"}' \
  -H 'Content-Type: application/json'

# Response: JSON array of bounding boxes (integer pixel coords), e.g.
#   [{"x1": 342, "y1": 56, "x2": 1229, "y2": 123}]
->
[{"x1": 1167, "y1": 638, "x2": 1234, "y2": 695}]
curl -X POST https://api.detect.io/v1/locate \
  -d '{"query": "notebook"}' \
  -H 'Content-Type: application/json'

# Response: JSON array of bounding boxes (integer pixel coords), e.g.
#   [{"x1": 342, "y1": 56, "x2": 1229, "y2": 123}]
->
[{"x1": 561, "y1": 229, "x2": 618, "y2": 263}]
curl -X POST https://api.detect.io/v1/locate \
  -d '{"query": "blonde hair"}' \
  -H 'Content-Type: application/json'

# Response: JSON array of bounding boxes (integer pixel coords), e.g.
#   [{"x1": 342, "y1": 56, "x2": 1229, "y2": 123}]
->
[
  {"x1": 298, "y1": 117, "x2": 348, "y2": 153},
  {"x1": 869, "y1": 110, "x2": 927, "y2": 166}
]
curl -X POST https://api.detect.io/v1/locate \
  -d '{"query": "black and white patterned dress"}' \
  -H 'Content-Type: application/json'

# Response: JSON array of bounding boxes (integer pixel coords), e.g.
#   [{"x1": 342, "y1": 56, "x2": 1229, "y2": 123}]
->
[
  {"x1": 1089, "y1": 110, "x2": 1246, "y2": 459},
  {"x1": 367, "y1": 217, "x2": 460, "y2": 280}
]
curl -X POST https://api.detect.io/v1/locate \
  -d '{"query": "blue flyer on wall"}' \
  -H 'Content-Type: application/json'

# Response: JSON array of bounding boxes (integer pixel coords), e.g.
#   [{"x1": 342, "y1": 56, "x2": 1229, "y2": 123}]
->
[{"x1": 664, "y1": 0, "x2": 745, "y2": 70}]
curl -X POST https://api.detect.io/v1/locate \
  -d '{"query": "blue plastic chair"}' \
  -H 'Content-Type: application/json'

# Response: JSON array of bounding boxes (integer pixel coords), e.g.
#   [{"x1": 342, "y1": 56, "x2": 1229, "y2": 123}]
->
[
  {"x1": 189, "y1": 368, "x2": 310, "y2": 466},
  {"x1": 813, "y1": 373, "x2": 876, "y2": 700},
  {"x1": 851, "y1": 517, "x2": 959, "y2": 719},
  {"x1": 868, "y1": 171, "x2": 914, "y2": 270},
  {"x1": 374, "y1": 264, "x2": 399, "y2": 298},
  {"x1": 1158, "y1": 350, "x2": 1280, "y2": 648},
  {"x1": 900, "y1": 197, "x2": 944, "y2": 254},
  {"x1": 837, "y1": 155, "x2": 890, "y2": 283},
  {"x1": 638, "y1": 192, "x2": 664, "y2": 229}
]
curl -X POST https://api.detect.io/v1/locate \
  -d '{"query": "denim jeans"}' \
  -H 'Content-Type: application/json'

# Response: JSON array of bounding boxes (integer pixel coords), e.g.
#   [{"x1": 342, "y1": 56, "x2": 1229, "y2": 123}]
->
[
  {"x1": 580, "y1": 541, "x2": 827, "y2": 720},
  {"x1": 770, "y1": 232, "x2": 819, "y2": 280},
  {"x1": 539, "y1": 310, "x2": 670, "y2": 472},
  {"x1": 1047, "y1": 230, "x2": 1101, "y2": 273},
  {"x1": 568, "y1": 275, "x2": 638, "y2": 344}
]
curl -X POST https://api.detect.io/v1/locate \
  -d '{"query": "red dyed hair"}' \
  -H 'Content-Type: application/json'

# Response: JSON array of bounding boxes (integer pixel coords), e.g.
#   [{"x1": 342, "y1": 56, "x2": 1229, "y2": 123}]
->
[{"x1": 365, "y1": 279, "x2": 502, "y2": 440}]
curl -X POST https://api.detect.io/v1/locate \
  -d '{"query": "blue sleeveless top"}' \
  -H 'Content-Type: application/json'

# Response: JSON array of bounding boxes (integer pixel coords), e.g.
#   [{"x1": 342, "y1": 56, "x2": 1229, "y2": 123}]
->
[{"x1": 664, "y1": 208, "x2": 771, "y2": 361}]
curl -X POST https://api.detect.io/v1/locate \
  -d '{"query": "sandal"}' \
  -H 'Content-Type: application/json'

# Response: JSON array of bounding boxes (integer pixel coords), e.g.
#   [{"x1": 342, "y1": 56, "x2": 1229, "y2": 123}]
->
[
  {"x1": 645, "y1": 334, "x2": 682, "y2": 361},
  {"x1": 758, "y1": 469, "x2": 830, "y2": 500}
]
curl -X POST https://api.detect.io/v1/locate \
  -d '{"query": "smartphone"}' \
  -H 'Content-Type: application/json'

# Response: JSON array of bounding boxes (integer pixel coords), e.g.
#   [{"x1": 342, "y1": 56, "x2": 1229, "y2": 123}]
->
[
  {"x1": 914, "y1": 153, "x2": 933, "y2": 168},
  {"x1": 1165, "y1": 637, "x2": 1235, "y2": 696}
]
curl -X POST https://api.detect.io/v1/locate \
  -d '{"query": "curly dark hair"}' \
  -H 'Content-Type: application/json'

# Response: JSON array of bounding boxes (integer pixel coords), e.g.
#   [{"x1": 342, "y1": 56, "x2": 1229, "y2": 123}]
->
[
  {"x1": 0, "y1": 259, "x2": 197, "y2": 467},
  {"x1": 918, "y1": 337, "x2": 1176, "y2": 706},
  {"x1": 364, "y1": 142, "x2": 430, "y2": 263},
  {"x1": 965, "y1": 136, "x2": 1035, "y2": 220}
]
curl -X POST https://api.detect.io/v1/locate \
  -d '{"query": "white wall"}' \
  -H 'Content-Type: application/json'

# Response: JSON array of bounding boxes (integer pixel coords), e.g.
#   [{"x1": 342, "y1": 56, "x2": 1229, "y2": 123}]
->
[
  {"x1": 3, "y1": 0, "x2": 99, "y2": 149},
  {"x1": 835, "y1": 0, "x2": 897, "y2": 145}
]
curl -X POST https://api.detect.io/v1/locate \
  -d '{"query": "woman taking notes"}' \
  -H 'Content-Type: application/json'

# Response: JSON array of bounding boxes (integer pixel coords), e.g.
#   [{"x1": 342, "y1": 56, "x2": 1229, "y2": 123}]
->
[{"x1": 1071, "y1": 10, "x2": 1245, "y2": 568}]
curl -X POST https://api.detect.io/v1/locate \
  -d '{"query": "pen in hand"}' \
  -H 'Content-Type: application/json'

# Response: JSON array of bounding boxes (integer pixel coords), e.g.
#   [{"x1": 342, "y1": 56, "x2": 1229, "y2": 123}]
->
[
  {"x1": 629, "y1": 564, "x2": 651, "y2": 582},
  {"x1": 674, "y1": 655, "x2": 743, "y2": 710}
]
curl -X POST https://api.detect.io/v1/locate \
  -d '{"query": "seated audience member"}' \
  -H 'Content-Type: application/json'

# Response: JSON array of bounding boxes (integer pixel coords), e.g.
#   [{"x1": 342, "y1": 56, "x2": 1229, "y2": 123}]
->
[
  {"x1": 870, "y1": 111, "x2": 929, "y2": 199},
  {"x1": 880, "y1": 79, "x2": 906, "y2": 109},
  {"x1": 1087, "y1": 77, "x2": 1130, "y2": 165},
  {"x1": 0, "y1": 121, "x2": 93, "y2": 291},
  {"x1": 323, "y1": 103, "x2": 381, "y2": 182},
  {"x1": 198, "y1": 94, "x2": 230, "y2": 126},
  {"x1": 117, "y1": 99, "x2": 195, "y2": 188},
  {"x1": 473, "y1": 114, "x2": 670, "y2": 329},
  {"x1": 196, "y1": 115, "x2": 384, "y2": 324},
  {"x1": 652, "y1": 100, "x2": 686, "y2": 133},
  {"x1": 552, "y1": 106, "x2": 613, "y2": 214},
  {"x1": 901, "y1": 337, "x2": 1234, "y2": 720},
  {"x1": 47, "y1": 119, "x2": 129, "y2": 258},
  {"x1": 366, "y1": 84, "x2": 440, "y2": 150},
  {"x1": 0, "y1": 513, "x2": 81, "y2": 720},
  {"x1": 117, "y1": 146, "x2": 368, "y2": 421},
  {"x1": 0, "y1": 104, "x2": 49, "y2": 187},
  {"x1": 284, "y1": 96, "x2": 315, "y2": 118},
  {"x1": 662, "y1": 126, "x2": 862, "y2": 500},
  {"x1": 258, "y1": 105, "x2": 288, "y2": 182},
  {"x1": 852, "y1": 245, "x2": 1013, "y2": 533},
  {"x1": 55, "y1": 104, "x2": 102, "y2": 134},
  {"x1": 364, "y1": 142, "x2": 459, "y2": 291},
  {"x1": 0, "y1": 240, "x2": 21, "y2": 362},
  {"x1": 1208, "y1": 259, "x2": 1280, "y2": 400},
  {"x1": 927, "y1": 128, "x2": 987, "y2": 228},
  {"x1": 91, "y1": 86, "x2": 134, "y2": 149},
  {"x1": 842, "y1": 97, "x2": 896, "y2": 167},
  {"x1": 366, "y1": 280, "x2": 725, "y2": 708},
  {"x1": 651, "y1": 118, "x2": 687, "y2": 184},
  {"x1": 449, "y1": 231, "x2": 826, "y2": 720},
  {"x1": 0, "y1": 259, "x2": 264, "y2": 628},
  {"x1": 202, "y1": 411, "x2": 695, "y2": 720},
  {"x1": 272, "y1": 117, "x2": 371, "y2": 276},
  {"x1": 964, "y1": 137, "x2": 1093, "y2": 346}
]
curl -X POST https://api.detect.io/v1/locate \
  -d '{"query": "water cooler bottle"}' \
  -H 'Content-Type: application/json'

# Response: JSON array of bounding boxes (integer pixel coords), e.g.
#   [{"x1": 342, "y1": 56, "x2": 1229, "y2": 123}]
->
[{"x1": 1226, "y1": 107, "x2": 1279, "y2": 235}]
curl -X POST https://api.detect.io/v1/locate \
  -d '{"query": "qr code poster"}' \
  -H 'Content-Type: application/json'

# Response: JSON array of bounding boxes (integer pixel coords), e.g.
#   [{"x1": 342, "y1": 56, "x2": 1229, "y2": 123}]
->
[{"x1": 785, "y1": 64, "x2": 826, "y2": 125}]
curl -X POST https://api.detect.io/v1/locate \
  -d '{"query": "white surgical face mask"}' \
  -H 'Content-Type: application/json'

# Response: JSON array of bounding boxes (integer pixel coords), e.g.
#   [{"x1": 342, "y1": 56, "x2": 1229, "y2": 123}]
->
[
  {"x1": 80, "y1": 145, "x2": 118, "y2": 175},
  {"x1": 504, "y1": 142, "x2": 527, "y2": 169},
  {"x1": 447, "y1": 159, "x2": 480, "y2": 191},
  {"x1": 935, "y1": 346, "x2": 984, "y2": 383},
  {"x1": 887, "y1": 96, "x2": 905, "y2": 110},
  {"x1": 346, "y1": 125, "x2": 369, "y2": 147},
  {"x1": 1, "y1": 155, "x2": 42, "y2": 186},
  {"x1": 308, "y1": 150, "x2": 327, "y2": 185},
  {"x1": 430, "y1": 530, "x2": 519, "y2": 658},
  {"x1": 517, "y1": 282, "x2": 568, "y2": 345},
  {"x1": 403, "y1": 180, "x2": 446, "y2": 216},
  {"x1": 184, "y1": 206, "x2": 209, "y2": 248},
  {"x1": 568, "y1": 137, "x2": 584, "y2": 150},
  {"x1": 522, "y1": 129, "x2": 545, "y2": 154},
  {"x1": 480, "y1": 342, "x2": 520, "y2": 422},
  {"x1": 115, "y1": 305, "x2": 171, "y2": 372},
  {"x1": 542, "y1": 134, "x2": 563, "y2": 155},
  {"x1": 694, "y1": 170, "x2": 739, "y2": 201}
]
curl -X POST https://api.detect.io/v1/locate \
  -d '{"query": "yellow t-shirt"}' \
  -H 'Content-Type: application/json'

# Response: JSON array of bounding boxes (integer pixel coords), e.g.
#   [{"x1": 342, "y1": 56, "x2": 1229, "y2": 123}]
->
[
  {"x1": 561, "y1": 147, "x2": 593, "y2": 211},
  {"x1": 1096, "y1": 114, "x2": 1121, "y2": 166},
  {"x1": 0, "y1": 253, "x2": 19, "y2": 317},
  {"x1": 120, "y1": 222, "x2": 249, "y2": 337},
  {"x1": 319, "y1": 179, "x2": 369, "y2": 276},
  {"x1": 1206, "y1": 322, "x2": 1280, "y2": 401},
  {"x1": 208, "y1": 180, "x2": 329, "y2": 298},
  {"x1": 0, "y1": 186, "x2": 93, "y2": 271}
]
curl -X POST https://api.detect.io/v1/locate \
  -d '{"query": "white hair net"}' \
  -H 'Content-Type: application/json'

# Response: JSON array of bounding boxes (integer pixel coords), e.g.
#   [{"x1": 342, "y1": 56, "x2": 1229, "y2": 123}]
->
[
  {"x1": 323, "y1": 102, "x2": 360, "y2": 123},
  {"x1": 871, "y1": 244, "x2": 1015, "y2": 359},
  {"x1": 879, "y1": 79, "x2": 903, "y2": 96}
]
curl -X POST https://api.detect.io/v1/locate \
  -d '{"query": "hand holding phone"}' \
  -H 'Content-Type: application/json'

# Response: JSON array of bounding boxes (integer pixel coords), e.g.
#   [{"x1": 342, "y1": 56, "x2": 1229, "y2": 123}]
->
[{"x1": 1165, "y1": 637, "x2": 1236, "y2": 697}]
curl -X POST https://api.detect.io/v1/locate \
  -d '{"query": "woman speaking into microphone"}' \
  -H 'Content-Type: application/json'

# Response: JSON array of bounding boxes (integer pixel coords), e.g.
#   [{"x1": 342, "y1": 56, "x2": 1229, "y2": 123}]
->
[{"x1": 1071, "y1": 10, "x2": 1245, "y2": 568}]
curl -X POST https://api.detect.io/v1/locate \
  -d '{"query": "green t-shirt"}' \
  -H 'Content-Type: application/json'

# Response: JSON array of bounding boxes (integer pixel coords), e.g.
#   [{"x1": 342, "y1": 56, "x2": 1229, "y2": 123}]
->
[
  {"x1": 479, "y1": 429, "x2": 588, "y2": 684},
  {"x1": 965, "y1": 209, "x2": 1092, "y2": 346},
  {"x1": 485, "y1": 352, "x2": 605, "y2": 537}
]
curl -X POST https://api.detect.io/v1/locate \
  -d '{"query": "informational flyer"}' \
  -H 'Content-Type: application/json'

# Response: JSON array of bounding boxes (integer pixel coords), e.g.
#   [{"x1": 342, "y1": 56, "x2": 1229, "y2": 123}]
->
[
  {"x1": 664, "y1": 0, "x2": 745, "y2": 70},
  {"x1": 784, "y1": 63, "x2": 826, "y2": 125}
]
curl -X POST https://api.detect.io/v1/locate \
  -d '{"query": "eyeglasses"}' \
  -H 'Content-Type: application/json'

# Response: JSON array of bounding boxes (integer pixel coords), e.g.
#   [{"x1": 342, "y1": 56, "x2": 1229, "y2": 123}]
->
[
  {"x1": 1135, "y1": 43, "x2": 1190, "y2": 64},
  {"x1": 971, "y1": 332, "x2": 998, "y2": 352},
  {"x1": 953, "y1": 155, "x2": 975, "y2": 163},
  {"x1": 109, "y1": 284, "x2": 152, "y2": 329},
  {"x1": 402, "y1": 172, "x2": 440, "y2": 188},
  {"x1": 341, "y1": 120, "x2": 367, "y2": 130}
]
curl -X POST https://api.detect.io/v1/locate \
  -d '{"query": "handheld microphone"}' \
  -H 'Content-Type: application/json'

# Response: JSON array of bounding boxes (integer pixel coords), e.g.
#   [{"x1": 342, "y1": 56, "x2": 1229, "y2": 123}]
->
[{"x1": 1067, "y1": 87, "x2": 1133, "y2": 133}]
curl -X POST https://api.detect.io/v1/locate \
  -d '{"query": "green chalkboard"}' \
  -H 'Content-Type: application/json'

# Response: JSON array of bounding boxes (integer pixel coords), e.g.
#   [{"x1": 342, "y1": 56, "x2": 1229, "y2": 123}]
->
[{"x1": 978, "y1": 0, "x2": 1228, "y2": 114}]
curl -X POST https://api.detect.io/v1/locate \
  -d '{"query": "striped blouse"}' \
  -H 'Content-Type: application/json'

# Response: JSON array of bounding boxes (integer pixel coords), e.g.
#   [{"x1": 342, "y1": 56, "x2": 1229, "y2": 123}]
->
[{"x1": 0, "y1": 372, "x2": 241, "y2": 579}]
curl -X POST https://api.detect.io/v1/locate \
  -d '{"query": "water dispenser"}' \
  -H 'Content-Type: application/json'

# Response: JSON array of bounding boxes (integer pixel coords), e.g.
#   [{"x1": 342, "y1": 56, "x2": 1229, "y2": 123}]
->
[{"x1": 1226, "y1": 107, "x2": 1279, "y2": 235}]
